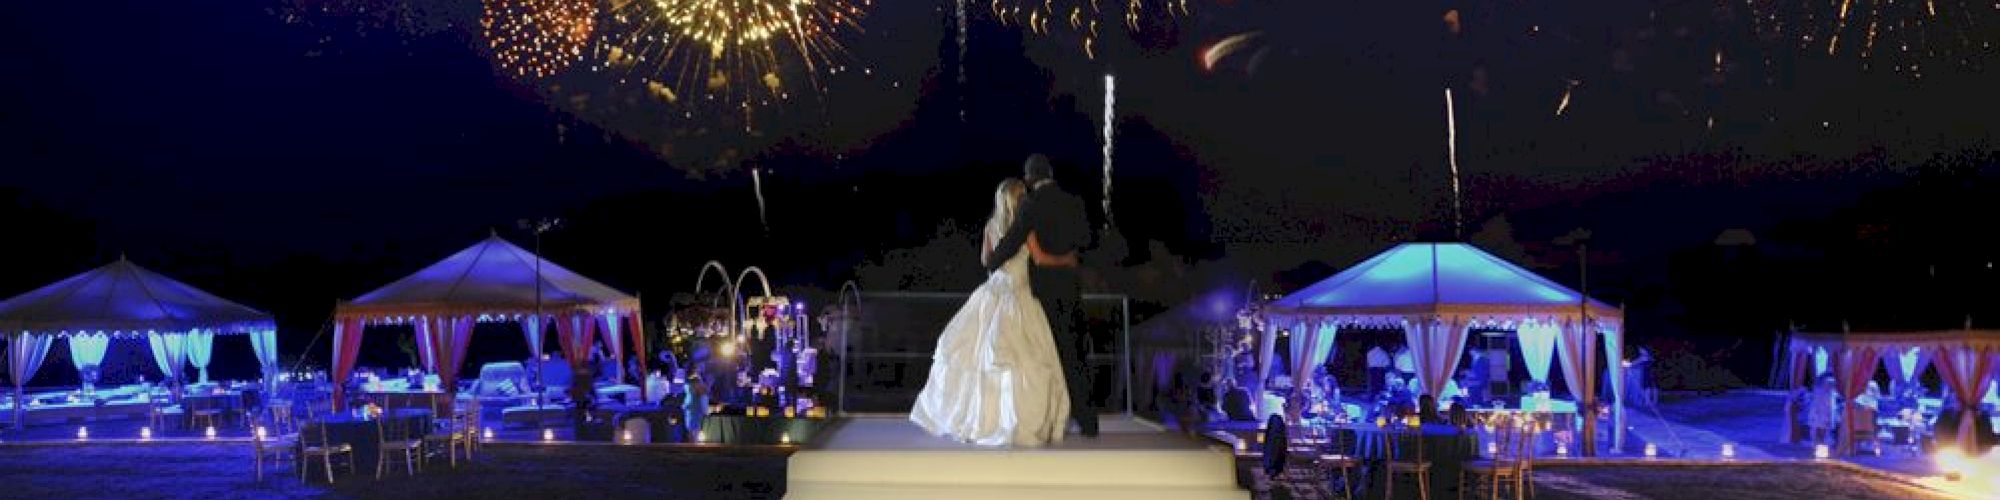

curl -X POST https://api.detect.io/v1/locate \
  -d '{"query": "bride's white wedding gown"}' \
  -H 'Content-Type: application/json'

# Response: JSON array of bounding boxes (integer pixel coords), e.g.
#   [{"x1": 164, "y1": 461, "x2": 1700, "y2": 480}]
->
[{"x1": 908, "y1": 233, "x2": 1070, "y2": 447}]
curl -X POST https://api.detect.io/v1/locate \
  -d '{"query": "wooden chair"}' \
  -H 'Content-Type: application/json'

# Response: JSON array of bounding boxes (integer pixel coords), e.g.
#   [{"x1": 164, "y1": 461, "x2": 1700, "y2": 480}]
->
[
  {"x1": 1382, "y1": 425, "x2": 1433, "y2": 500},
  {"x1": 298, "y1": 422, "x2": 355, "y2": 484},
  {"x1": 265, "y1": 400, "x2": 297, "y2": 437},
  {"x1": 376, "y1": 415, "x2": 425, "y2": 478},
  {"x1": 1848, "y1": 407, "x2": 1880, "y2": 455},
  {"x1": 1459, "y1": 420, "x2": 1534, "y2": 500},
  {"x1": 147, "y1": 397, "x2": 183, "y2": 431},
  {"x1": 187, "y1": 397, "x2": 223, "y2": 430},
  {"x1": 424, "y1": 400, "x2": 473, "y2": 468},
  {"x1": 253, "y1": 427, "x2": 297, "y2": 482},
  {"x1": 1317, "y1": 421, "x2": 1360, "y2": 500}
]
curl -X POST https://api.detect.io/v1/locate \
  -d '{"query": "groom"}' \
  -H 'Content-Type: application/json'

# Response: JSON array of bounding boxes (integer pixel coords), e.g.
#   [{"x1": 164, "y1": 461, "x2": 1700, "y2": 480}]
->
[{"x1": 987, "y1": 153, "x2": 1097, "y2": 437}]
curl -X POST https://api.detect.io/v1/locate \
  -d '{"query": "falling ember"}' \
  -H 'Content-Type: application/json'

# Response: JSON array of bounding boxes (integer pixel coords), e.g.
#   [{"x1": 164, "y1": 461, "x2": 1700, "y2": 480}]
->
[
  {"x1": 751, "y1": 167, "x2": 769, "y2": 233},
  {"x1": 1555, "y1": 87, "x2": 1573, "y2": 117},
  {"x1": 1444, "y1": 87, "x2": 1463, "y2": 238},
  {"x1": 1102, "y1": 73, "x2": 1116, "y2": 228},
  {"x1": 1202, "y1": 32, "x2": 1261, "y2": 72},
  {"x1": 482, "y1": 0, "x2": 597, "y2": 79}
]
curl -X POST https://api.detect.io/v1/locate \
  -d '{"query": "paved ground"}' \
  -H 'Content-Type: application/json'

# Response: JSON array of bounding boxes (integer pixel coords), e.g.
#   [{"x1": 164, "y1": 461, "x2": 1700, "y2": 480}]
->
[{"x1": 0, "y1": 442, "x2": 789, "y2": 499}]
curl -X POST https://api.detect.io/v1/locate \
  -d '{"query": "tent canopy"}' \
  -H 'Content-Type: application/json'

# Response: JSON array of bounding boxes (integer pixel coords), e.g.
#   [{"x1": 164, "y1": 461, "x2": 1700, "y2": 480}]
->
[
  {"x1": 335, "y1": 234, "x2": 639, "y2": 320},
  {"x1": 1266, "y1": 242, "x2": 1617, "y2": 320},
  {"x1": 0, "y1": 257, "x2": 274, "y2": 335}
]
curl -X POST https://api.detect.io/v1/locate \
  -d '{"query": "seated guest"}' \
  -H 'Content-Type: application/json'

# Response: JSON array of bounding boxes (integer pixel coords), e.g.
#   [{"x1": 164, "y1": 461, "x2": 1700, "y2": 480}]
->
[
  {"x1": 1418, "y1": 394, "x2": 1447, "y2": 424},
  {"x1": 1448, "y1": 397, "x2": 1473, "y2": 429}
]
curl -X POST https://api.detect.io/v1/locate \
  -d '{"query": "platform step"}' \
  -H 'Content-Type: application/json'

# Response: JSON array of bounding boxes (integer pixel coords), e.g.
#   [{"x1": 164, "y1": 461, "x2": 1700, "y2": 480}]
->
[
  {"x1": 788, "y1": 448, "x2": 1238, "y2": 489},
  {"x1": 784, "y1": 482, "x2": 1248, "y2": 500}
]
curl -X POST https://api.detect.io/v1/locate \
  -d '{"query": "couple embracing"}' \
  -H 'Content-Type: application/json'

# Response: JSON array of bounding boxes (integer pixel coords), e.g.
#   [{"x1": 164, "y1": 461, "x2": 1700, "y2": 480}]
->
[{"x1": 909, "y1": 154, "x2": 1099, "y2": 447}]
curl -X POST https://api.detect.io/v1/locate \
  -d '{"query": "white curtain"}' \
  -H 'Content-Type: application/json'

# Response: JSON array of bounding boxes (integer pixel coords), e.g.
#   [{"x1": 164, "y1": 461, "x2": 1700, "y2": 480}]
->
[
  {"x1": 185, "y1": 330, "x2": 215, "y2": 383},
  {"x1": 1289, "y1": 321, "x2": 1337, "y2": 395},
  {"x1": 1885, "y1": 347, "x2": 1928, "y2": 396},
  {"x1": 1813, "y1": 347, "x2": 1830, "y2": 377},
  {"x1": 1553, "y1": 321, "x2": 1598, "y2": 403},
  {"x1": 1404, "y1": 317, "x2": 1472, "y2": 400},
  {"x1": 8, "y1": 332, "x2": 55, "y2": 427},
  {"x1": 67, "y1": 334, "x2": 111, "y2": 374},
  {"x1": 414, "y1": 319, "x2": 438, "y2": 372},
  {"x1": 1254, "y1": 321, "x2": 1279, "y2": 415},
  {"x1": 1602, "y1": 322, "x2": 1626, "y2": 451},
  {"x1": 1518, "y1": 321, "x2": 1559, "y2": 385},
  {"x1": 248, "y1": 329, "x2": 279, "y2": 387},
  {"x1": 148, "y1": 332, "x2": 189, "y2": 383},
  {"x1": 601, "y1": 312, "x2": 626, "y2": 385}
]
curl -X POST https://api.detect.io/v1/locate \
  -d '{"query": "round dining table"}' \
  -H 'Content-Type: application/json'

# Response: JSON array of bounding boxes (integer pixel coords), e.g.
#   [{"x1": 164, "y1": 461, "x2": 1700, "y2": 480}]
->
[
  {"x1": 310, "y1": 409, "x2": 434, "y2": 471},
  {"x1": 1343, "y1": 423, "x2": 1479, "y2": 499}
]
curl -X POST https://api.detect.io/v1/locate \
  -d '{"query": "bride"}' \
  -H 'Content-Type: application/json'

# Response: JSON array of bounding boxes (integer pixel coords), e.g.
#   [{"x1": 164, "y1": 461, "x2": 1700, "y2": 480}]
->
[{"x1": 909, "y1": 178, "x2": 1074, "y2": 447}]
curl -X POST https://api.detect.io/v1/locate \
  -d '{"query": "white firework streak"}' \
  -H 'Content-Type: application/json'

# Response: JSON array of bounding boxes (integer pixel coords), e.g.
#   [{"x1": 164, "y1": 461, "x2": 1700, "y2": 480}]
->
[
  {"x1": 957, "y1": 0, "x2": 968, "y2": 121},
  {"x1": 1444, "y1": 87, "x2": 1462, "y2": 238},
  {"x1": 1102, "y1": 73, "x2": 1116, "y2": 227},
  {"x1": 751, "y1": 167, "x2": 769, "y2": 232}
]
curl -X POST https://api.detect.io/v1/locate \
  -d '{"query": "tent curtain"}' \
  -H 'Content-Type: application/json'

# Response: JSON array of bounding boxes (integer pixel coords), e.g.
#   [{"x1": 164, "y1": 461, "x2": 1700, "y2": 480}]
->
[
  {"x1": 1553, "y1": 320, "x2": 1600, "y2": 456},
  {"x1": 422, "y1": 315, "x2": 474, "y2": 412},
  {"x1": 331, "y1": 319, "x2": 366, "y2": 411},
  {"x1": 1602, "y1": 323, "x2": 1626, "y2": 451},
  {"x1": 1289, "y1": 321, "x2": 1337, "y2": 397},
  {"x1": 147, "y1": 333, "x2": 183, "y2": 382},
  {"x1": 185, "y1": 330, "x2": 215, "y2": 383},
  {"x1": 1406, "y1": 317, "x2": 1472, "y2": 401},
  {"x1": 1930, "y1": 344, "x2": 1997, "y2": 453},
  {"x1": 628, "y1": 313, "x2": 649, "y2": 401},
  {"x1": 554, "y1": 314, "x2": 596, "y2": 370},
  {"x1": 1518, "y1": 321, "x2": 1559, "y2": 384},
  {"x1": 1885, "y1": 347, "x2": 1929, "y2": 396},
  {"x1": 1781, "y1": 347, "x2": 1813, "y2": 444},
  {"x1": 1834, "y1": 347, "x2": 1879, "y2": 455},
  {"x1": 414, "y1": 320, "x2": 438, "y2": 373},
  {"x1": 1254, "y1": 322, "x2": 1278, "y2": 415},
  {"x1": 523, "y1": 314, "x2": 545, "y2": 364},
  {"x1": 8, "y1": 332, "x2": 55, "y2": 427},
  {"x1": 67, "y1": 334, "x2": 111, "y2": 377},
  {"x1": 601, "y1": 312, "x2": 625, "y2": 385},
  {"x1": 248, "y1": 329, "x2": 279, "y2": 393}
]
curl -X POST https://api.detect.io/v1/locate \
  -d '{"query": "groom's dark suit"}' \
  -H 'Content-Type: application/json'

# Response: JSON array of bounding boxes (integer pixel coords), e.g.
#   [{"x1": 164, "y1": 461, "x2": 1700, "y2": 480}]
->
[{"x1": 987, "y1": 179, "x2": 1096, "y2": 436}]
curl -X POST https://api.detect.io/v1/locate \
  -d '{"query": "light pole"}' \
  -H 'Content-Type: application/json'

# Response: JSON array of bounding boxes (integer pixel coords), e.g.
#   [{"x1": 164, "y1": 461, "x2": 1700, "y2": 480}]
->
[
  {"x1": 519, "y1": 217, "x2": 562, "y2": 400},
  {"x1": 1556, "y1": 228, "x2": 1594, "y2": 456}
]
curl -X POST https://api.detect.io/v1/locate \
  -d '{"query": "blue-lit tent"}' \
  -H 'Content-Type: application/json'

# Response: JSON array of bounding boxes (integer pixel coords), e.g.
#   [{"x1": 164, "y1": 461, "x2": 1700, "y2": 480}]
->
[
  {"x1": 0, "y1": 257, "x2": 277, "y2": 427},
  {"x1": 1255, "y1": 242, "x2": 1626, "y2": 453}
]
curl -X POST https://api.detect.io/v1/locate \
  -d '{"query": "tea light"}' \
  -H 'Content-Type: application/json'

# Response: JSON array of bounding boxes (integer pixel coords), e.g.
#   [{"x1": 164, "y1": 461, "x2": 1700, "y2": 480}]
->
[
  {"x1": 255, "y1": 426, "x2": 267, "y2": 441},
  {"x1": 1487, "y1": 442, "x2": 1499, "y2": 456},
  {"x1": 622, "y1": 430, "x2": 633, "y2": 443},
  {"x1": 76, "y1": 426, "x2": 89, "y2": 440},
  {"x1": 1814, "y1": 444, "x2": 1830, "y2": 459},
  {"x1": 784, "y1": 407, "x2": 796, "y2": 418},
  {"x1": 1556, "y1": 444, "x2": 1569, "y2": 457},
  {"x1": 1644, "y1": 443, "x2": 1657, "y2": 458},
  {"x1": 697, "y1": 431, "x2": 707, "y2": 443},
  {"x1": 1235, "y1": 440, "x2": 1247, "y2": 453},
  {"x1": 140, "y1": 427, "x2": 152, "y2": 441},
  {"x1": 780, "y1": 433, "x2": 791, "y2": 445},
  {"x1": 482, "y1": 427, "x2": 494, "y2": 441},
  {"x1": 1720, "y1": 443, "x2": 1735, "y2": 459},
  {"x1": 1375, "y1": 417, "x2": 1387, "y2": 427},
  {"x1": 204, "y1": 426, "x2": 217, "y2": 439},
  {"x1": 543, "y1": 429, "x2": 555, "y2": 441}
]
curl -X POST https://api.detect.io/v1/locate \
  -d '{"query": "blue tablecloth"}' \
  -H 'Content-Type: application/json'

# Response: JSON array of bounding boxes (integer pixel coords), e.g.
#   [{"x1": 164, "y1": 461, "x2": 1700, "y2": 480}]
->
[{"x1": 312, "y1": 409, "x2": 433, "y2": 470}]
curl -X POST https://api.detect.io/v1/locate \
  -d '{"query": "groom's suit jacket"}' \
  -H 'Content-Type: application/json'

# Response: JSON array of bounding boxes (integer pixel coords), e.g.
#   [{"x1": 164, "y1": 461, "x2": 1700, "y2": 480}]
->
[{"x1": 987, "y1": 181, "x2": 1089, "y2": 301}]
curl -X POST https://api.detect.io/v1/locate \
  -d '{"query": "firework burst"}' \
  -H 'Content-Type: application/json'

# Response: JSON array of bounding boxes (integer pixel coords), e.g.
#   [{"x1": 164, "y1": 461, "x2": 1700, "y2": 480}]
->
[
  {"x1": 482, "y1": 0, "x2": 598, "y2": 79},
  {"x1": 1744, "y1": 0, "x2": 1998, "y2": 78},
  {"x1": 599, "y1": 0, "x2": 869, "y2": 107},
  {"x1": 986, "y1": 0, "x2": 1188, "y2": 59}
]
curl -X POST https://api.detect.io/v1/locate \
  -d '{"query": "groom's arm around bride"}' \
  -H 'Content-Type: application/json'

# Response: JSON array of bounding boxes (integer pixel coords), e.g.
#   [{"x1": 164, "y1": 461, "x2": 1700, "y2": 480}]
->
[{"x1": 985, "y1": 154, "x2": 1099, "y2": 436}]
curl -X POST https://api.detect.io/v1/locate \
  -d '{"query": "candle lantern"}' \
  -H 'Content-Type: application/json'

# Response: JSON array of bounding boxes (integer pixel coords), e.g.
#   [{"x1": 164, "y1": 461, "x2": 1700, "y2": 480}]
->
[
  {"x1": 1644, "y1": 443, "x2": 1657, "y2": 458},
  {"x1": 1721, "y1": 443, "x2": 1735, "y2": 459},
  {"x1": 255, "y1": 426, "x2": 267, "y2": 441},
  {"x1": 1813, "y1": 444, "x2": 1830, "y2": 459},
  {"x1": 483, "y1": 428, "x2": 494, "y2": 441},
  {"x1": 205, "y1": 426, "x2": 217, "y2": 439},
  {"x1": 140, "y1": 427, "x2": 152, "y2": 440},
  {"x1": 77, "y1": 426, "x2": 89, "y2": 440},
  {"x1": 543, "y1": 429, "x2": 556, "y2": 442}
]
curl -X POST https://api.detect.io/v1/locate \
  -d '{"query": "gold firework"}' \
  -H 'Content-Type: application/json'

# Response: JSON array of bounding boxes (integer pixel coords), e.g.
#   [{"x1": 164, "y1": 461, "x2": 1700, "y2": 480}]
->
[
  {"x1": 483, "y1": 0, "x2": 597, "y2": 79},
  {"x1": 602, "y1": 0, "x2": 868, "y2": 106},
  {"x1": 987, "y1": 0, "x2": 1186, "y2": 59}
]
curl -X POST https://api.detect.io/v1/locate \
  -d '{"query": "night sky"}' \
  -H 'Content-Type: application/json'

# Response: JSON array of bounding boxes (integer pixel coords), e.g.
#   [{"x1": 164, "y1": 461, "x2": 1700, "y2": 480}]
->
[{"x1": 5, "y1": 0, "x2": 2000, "y2": 382}]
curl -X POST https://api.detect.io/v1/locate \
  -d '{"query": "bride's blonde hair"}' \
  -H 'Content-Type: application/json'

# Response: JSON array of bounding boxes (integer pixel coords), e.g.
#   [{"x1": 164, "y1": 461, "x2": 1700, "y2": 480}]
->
[{"x1": 985, "y1": 178, "x2": 1027, "y2": 241}]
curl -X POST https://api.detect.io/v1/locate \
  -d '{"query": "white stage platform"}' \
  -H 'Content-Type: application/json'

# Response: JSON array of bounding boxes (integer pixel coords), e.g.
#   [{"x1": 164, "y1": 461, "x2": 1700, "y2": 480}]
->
[{"x1": 786, "y1": 415, "x2": 1247, "y2": 499}]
